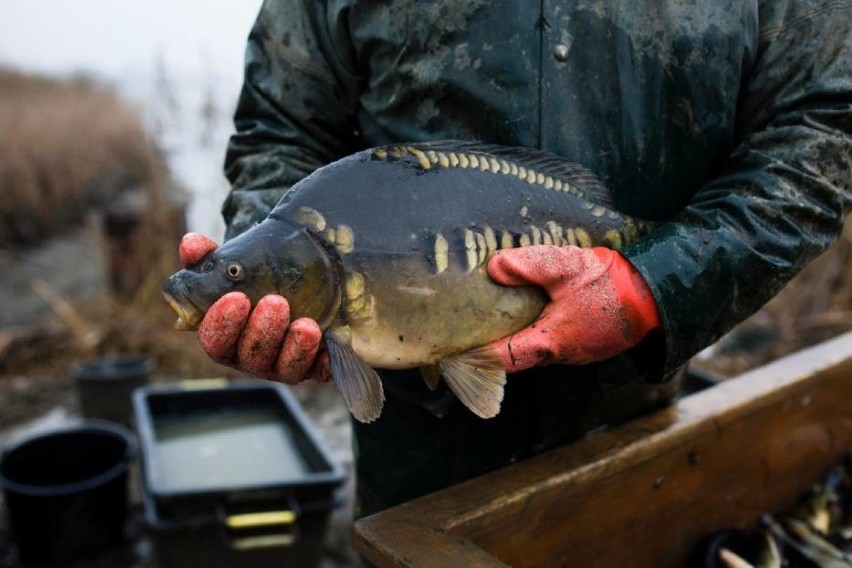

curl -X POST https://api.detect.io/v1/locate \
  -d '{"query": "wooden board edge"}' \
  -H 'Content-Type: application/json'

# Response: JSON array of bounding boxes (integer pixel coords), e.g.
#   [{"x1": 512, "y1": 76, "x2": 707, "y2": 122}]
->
[
  {"x1": 352, "y1": 332, "x2": 852, "y2": 566},
  {"x1": 353, "y1": 518, "x2": 510, "y2": 568}
]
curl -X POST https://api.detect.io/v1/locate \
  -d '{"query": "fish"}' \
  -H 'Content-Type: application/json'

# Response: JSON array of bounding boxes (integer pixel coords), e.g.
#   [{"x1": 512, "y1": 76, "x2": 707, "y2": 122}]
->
[{"x1": 163, "y1": 141, "x2": 653, "y2": 423}]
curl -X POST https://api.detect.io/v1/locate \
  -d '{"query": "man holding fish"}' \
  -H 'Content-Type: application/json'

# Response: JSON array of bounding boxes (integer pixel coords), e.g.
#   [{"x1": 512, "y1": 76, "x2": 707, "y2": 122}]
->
[{"x1": 173, "y1": 1, "x2": 851, "y2": 516}]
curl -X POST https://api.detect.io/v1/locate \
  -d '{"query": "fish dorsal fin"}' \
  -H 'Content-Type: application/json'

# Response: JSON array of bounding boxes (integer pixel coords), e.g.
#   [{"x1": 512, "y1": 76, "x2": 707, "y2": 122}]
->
[
  {"x1": 438, "y1": 346, "x2": 506, "y2": 419},
  {"x1": 325, "y1": 332, "x2": 385, "y2": 423},
  {"x1": 419, "y1": 365, "x2": 442, "y2": 391},
  {"x1": 377, "y1": 140, "x2": 614, "y2": 210}
]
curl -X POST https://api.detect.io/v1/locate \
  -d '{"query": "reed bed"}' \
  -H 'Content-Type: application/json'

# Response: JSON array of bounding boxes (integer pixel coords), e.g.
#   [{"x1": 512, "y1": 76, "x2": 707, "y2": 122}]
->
[{"x1": 0, "y1": 68, "x2": 164, "y2": 246}]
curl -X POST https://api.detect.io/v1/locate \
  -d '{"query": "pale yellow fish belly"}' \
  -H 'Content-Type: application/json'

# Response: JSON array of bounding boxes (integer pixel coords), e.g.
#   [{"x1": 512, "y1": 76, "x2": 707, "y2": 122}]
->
[{"x1": 343, "y1": 266, "x2": 546, "y2": 369}]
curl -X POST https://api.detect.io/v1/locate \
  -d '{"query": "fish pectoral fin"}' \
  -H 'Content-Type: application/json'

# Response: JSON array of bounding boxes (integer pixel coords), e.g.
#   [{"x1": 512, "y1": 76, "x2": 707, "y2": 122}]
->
[
  {"x1": 420, "y1": 365, "x2": 442, "y2": 391},
  {"x1": 438, "y1": 347, "x2": 505, "y2": 419},
  {"x1": 325, "y1": 333, "x2": 385, "y2": 424}
]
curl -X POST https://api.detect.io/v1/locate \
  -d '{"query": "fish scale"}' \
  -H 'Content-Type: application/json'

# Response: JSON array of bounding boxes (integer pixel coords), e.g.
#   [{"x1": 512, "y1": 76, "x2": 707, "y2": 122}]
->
[
  {"x1": 278, "y1": 143, "x2": 644, "y2": 274},
  {"x1": 164, "y1": 141, "x2": 654, "y2": 424}
]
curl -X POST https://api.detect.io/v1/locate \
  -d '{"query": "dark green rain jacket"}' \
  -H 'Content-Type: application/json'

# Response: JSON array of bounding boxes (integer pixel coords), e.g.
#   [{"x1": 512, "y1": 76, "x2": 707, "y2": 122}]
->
[{"x1": 222, "y1": 0, "x2": 851, "y2": 513}]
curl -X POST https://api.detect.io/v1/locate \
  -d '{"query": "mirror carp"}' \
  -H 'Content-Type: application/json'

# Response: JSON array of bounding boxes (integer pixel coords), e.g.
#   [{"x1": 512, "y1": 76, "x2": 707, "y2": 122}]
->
[{"x1": 163, "y1": 141, "x2": 653, "y2": 423}]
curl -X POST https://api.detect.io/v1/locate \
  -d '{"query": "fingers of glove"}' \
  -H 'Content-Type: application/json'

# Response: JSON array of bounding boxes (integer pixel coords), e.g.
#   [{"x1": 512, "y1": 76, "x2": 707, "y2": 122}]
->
[
  {"x1": 489, "y1": 297, "x2": 615, "y2": 371},
  {"x1": 179, "y1": 233, "x2": 219, "y2": 267},
  {"x1": 490, "y1": 246, "x2": 617, "y2": 300},
  {"x1": 487, "y1": 246, "x2": 549, "y2": 287},
  {"x1": 236, "y1": 296, "x2": 291, "y2": 377},
  {"x1": 270, "y1": 317, "x2": 322, "y2": 385},
  {"x1": 489, "y1": 320, "x2": 557, "y2": 373},
  {"x1": 198, "y1": 292, "x2": 251, "y2": 363},
  {"x1": 487, "y1": 245, "x2": 590, "y2": 289}
]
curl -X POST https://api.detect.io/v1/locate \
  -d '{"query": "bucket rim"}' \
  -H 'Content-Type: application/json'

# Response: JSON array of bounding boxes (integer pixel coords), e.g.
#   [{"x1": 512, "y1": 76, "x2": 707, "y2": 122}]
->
[
  {"x1": 0, "y1": 420, "x2": 137, "y2": 497},
  {"x1": 71, "y1": 355, "x2": 156, "y2": 383}
]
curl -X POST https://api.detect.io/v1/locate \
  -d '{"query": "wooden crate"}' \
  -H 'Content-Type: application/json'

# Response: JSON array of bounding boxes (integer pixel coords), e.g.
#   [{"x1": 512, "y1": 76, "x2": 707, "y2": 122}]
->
[{"x1": 353, "y1": 332, "x2": 852, "y2": 567}]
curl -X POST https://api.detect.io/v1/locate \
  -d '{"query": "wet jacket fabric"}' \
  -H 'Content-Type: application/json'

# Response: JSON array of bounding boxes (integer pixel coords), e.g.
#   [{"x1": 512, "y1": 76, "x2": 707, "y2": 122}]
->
[
  {"x1": 222, "y1": 0, "x2": 852, "y2": 513},
  {"x1": 224, "y1": 0, "x2": 851, "y2": 381}
]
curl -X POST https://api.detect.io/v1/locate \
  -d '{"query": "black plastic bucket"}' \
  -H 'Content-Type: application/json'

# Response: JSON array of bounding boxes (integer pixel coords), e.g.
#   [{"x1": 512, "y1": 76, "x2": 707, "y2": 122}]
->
[
  {"x1": 0, "y1": 421, "x2": 136, "y2": 566},
  {"x1": 72, "y1": 356, "x2": 154, "y2": 427}
]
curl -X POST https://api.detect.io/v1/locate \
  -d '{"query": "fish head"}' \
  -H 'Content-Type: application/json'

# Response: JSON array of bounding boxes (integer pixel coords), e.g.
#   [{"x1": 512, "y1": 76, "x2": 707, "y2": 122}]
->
[{"x1": 163, "y1": 220, "x2": 341, "y2": 331}]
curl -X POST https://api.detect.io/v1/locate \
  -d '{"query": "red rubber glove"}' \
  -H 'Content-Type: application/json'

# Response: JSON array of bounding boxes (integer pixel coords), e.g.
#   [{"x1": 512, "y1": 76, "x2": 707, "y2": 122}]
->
[
  {"x1": 487, "y1": 245, "x2": 660, "y2": 373},
  {"x1": 178, "y1": 233, "x2": 330, "y2": 384}
]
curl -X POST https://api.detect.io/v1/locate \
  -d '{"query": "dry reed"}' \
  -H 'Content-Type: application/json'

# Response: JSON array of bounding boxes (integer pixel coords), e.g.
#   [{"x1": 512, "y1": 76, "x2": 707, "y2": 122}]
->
[
  {"x1": 0, "y1": 68, "x2": 165, "y2": 246},
  {"x1": 0, "y1": 69, "x2": 215, "y2": 378}
]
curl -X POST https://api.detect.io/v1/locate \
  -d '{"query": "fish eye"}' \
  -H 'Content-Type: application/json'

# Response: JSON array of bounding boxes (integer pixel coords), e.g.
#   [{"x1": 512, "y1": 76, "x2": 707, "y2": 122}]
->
[{"x1": 225, "y1": 261, "x2": 245, "y2": 281}]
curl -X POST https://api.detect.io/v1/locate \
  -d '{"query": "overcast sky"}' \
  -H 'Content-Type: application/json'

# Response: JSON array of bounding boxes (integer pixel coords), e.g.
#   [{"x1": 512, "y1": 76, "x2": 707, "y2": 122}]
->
[{"x1": 0, "y1": 0, "x2": 260, "y2": 83}]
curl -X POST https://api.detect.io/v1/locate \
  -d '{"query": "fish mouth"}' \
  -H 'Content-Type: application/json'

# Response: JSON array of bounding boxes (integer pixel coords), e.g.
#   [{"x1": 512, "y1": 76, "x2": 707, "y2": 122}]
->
[{"x1": 163, "y1": 293, "x2": 203, "y2": 331}]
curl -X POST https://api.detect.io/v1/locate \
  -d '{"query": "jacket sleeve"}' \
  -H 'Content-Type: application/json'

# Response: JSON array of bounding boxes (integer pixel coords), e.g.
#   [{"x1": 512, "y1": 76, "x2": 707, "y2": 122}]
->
[
  {"x1": 222, "y1": 0, "x2": 361, "y2": 239},
  {"x1": 623, "y1": 1, "x2": 852, "y2": 380}
]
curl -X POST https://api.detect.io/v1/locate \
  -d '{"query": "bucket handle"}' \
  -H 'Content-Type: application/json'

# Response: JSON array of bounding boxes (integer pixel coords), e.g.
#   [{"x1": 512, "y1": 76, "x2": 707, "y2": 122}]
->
[
  {"x1": 225, "y1": 510, "x2": 296, "y2": 529},
  {"x1": 178, "y1": 377, "x2": 230, "y2": 390},
  {"x1": 217, "y1": 500, "x2": 300, "y2": 550}
]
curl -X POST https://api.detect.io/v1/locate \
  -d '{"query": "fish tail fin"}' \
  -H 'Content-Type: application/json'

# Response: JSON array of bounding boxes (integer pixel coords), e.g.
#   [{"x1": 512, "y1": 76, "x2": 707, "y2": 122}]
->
[
  {"x1": 325, "y1": 333, "x2": 385, "y2": 423},
  {"x1": 439, "y1": 346, "x2": 506, "y2": 419}
]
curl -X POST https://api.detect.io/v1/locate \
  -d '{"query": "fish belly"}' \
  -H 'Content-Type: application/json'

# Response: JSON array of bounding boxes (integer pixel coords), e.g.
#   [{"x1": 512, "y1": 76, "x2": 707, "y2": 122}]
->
[{"x1": 343, "y1": 263, "x2": 546, "y2": 369}]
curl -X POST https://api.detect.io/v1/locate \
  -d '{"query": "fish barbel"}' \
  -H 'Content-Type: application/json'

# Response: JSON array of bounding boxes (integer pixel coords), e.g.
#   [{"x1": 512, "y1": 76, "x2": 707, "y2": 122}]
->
[{"x1": 163, "y1": 141, "x2": 653, "y2": 423}]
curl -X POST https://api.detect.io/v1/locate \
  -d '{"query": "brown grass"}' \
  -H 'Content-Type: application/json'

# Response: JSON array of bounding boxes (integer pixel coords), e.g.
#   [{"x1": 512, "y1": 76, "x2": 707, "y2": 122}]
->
[
  {"x1": 1, "y1": 298, "x2": 232, "y2": 379},
  {"x1": 0, "y1": 69, "x2": 218, "y2": 379},
  {"x1": 0, "y1": 68, "x2": 165, "y2": 246}
]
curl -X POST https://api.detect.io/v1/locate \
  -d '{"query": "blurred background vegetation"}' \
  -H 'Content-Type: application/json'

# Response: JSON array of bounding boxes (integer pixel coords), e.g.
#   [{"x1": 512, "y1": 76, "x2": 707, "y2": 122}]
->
[
  {"x1": 0, "y1": 69, "x2": 160, "y2": 247},
  {"x1": 0, "y1": 70, "x2": 228, "y2": 428}
]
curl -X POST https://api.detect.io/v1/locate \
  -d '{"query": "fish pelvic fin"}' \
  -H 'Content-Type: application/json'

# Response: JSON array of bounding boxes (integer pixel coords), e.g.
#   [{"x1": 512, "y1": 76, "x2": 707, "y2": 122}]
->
[
  {"x1": 325, "y1": 332, "x2": 385, "y2": 423},
  {"x1": 439, "y1": 346, "x2": 506, "y2": 419},
  {"x1": 420, "y1": 365, "x2": 442, "y2": 391}
]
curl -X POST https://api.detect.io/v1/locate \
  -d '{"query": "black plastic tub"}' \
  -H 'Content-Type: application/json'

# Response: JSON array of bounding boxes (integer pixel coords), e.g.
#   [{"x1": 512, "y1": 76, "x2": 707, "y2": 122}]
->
[
  {"x1": 72, "y1": 356, "x2": 154, "y2": 427},
  {"x1": 0, "y1": 421, "x2": 136, "y2": 566},
  {"x1": 133, "y1": 380, "x2": 346, "y2": 568}
]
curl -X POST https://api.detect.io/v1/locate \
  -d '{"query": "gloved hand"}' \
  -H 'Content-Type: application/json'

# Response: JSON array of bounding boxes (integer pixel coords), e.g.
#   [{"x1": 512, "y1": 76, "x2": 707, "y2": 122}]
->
[
  {"x1": 178, "y1": 233, "x2": 329, "y2": 384},
  {"x1": 486, "y1": 245, "x2": 660, "y2": 372}
]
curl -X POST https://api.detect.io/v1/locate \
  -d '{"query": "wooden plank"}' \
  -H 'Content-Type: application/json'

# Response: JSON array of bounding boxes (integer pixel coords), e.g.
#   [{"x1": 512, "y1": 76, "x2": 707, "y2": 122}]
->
[
  {"x1": 353, "y1": 332, "x2": 852, "y2": 567},
  {"x1": 355, "y1": 522, "x2": 509, "y2": 568}
]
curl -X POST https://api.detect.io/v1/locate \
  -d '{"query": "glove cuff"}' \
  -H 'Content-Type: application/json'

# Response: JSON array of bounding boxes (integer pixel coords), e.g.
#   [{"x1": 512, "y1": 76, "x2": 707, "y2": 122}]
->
[{"x1": 592, "y1": 247, "x2": 661, "y2": 342}]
